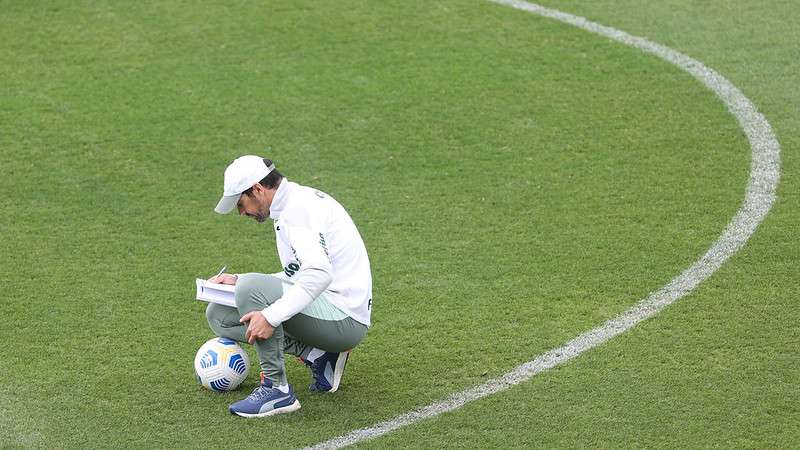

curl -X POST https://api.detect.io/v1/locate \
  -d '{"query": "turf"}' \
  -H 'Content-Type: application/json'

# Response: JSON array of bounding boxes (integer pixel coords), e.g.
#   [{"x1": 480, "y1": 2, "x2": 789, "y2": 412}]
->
[{"x1": 0, "y1": 0, "x2": 796, "y2": 448}]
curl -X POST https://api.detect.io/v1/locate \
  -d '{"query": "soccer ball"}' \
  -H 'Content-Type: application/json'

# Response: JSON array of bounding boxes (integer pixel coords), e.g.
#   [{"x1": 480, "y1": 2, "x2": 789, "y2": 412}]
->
[{"x1": 194, "y1": 337, "x2": 250, "y2": 391}]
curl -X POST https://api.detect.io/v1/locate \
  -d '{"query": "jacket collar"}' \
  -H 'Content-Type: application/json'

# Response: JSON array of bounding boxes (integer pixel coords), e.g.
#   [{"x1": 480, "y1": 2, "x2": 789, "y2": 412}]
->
[{"x1": 269, "y1": 178, "x2": 291, "y2": 220}]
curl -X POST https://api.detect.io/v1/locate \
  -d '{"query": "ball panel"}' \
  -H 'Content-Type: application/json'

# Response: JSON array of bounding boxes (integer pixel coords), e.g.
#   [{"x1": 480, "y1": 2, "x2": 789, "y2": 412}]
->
[{"x1": 229, "y1": 353, "x2": 247, "y2": 375}]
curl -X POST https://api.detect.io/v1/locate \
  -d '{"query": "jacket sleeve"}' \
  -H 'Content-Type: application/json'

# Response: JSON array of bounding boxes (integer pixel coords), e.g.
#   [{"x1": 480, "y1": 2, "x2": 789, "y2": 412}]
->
[{"x1": 261, "y1": 224, "x2": 332, "y2": 327}]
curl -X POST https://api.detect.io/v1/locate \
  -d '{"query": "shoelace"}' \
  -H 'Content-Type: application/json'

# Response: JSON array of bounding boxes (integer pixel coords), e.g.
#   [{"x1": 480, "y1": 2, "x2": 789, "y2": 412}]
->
[{"x1": 246, "y1": 385, "x2": 272, "y2": 401}]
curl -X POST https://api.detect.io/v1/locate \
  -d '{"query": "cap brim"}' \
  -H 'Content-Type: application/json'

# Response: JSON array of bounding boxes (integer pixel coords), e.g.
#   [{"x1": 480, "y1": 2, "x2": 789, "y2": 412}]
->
[{"x1": 214, "y1": 194, "x2": 241, "y2": 214}]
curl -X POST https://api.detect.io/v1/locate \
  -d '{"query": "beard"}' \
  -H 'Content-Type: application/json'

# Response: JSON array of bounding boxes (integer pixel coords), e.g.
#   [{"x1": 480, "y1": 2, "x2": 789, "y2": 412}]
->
[{"x1": 246, "y1": 210, "x2": 268, "y2": 223}]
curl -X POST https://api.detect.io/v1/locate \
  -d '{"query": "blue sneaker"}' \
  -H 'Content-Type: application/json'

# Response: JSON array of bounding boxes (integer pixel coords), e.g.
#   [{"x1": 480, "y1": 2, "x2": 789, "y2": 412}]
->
[
  {"x1": 229, "y1": 375, "x2": 300, "y2": 418},
  {"x1": 304, "y1": 351, "x2": 350, "y2": 393}
]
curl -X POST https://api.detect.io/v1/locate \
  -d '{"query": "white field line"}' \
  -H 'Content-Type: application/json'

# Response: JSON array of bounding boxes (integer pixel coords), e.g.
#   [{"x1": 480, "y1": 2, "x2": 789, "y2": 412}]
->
[{"x1": 305, "y1": 1, "x2": 781, "y2": 448}]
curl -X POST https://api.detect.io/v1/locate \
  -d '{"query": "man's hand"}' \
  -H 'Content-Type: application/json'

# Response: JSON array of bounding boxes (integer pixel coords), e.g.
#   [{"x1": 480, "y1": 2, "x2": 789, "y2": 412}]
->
[
  {"x1": 240, "y1": 311, "x2": 275, "y2": 344},
  {"x1": 209, "y1": 273, "x2": 238, "y2": 285}
]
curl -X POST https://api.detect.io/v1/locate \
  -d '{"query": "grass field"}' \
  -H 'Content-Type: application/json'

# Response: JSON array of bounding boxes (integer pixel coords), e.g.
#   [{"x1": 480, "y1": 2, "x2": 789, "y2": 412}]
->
[{"x1": 1, "y1": 0, "x2": 797, "y2": 448}]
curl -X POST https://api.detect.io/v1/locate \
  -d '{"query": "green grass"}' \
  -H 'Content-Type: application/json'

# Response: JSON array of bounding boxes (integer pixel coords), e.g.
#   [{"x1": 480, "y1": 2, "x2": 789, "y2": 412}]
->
[{"x1": 0, "y1": 0, "x2": 796, "y2": 448}]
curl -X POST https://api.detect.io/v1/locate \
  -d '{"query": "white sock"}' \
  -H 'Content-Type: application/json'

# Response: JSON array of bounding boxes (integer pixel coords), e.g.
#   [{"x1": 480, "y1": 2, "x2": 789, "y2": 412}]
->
[
  {"x1": 275, "y1": 384, "x2": 290, "y2": 393},
  {"x1": 305, "y1": 348, "x2": 326, "y2": 363}
]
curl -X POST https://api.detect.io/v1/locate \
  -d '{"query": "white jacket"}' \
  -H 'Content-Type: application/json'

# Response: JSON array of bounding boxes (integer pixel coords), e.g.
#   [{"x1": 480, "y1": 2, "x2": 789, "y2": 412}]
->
[{"x1": 260, "y1": 179, "x2": 373, "y2": 327}]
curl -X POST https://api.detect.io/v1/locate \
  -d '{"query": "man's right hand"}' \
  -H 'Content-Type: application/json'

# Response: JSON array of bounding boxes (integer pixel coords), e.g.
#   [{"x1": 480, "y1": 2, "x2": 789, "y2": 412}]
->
[{"x1": 209, "y1": 273, "x2": 238, "y2": 285}]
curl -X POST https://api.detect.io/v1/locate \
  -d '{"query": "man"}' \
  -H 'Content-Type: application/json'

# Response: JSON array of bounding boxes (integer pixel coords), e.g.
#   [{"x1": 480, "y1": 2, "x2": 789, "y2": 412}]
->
[{"x1": 206, "y1": 155, "x2": 373, "y2": 418}]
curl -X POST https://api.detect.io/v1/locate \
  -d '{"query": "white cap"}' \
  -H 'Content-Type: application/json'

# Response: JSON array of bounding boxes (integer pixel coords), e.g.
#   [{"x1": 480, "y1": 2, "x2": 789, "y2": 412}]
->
[{"x1": 214, "y1": 155, "x2": 274, "y2": 214}]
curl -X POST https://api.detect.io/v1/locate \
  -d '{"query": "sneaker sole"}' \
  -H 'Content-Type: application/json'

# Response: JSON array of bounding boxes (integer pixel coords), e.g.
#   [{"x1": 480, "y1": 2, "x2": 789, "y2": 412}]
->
[
  {"x1": 329, "y1": 351, "x2": 350, "y2": 393},
  {"x1": 230, "y1": 399, "x2": 301, "y2": 418}
]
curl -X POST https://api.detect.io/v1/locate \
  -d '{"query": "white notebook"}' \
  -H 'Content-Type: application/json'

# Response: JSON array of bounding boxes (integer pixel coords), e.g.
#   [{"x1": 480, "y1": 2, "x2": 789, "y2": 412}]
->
[{"x1": 195, "y1": 279, "x2": 236, "y2": 308}]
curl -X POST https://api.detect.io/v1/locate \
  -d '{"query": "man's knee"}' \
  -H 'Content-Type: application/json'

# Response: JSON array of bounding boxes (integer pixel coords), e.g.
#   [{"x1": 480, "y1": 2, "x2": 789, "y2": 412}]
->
[
  {"x1": 205, "y1": 303, "x2": 226, "y2": 335},
  {"x1": 234, "y1": 274, "x2": 261, "y2": 310},
  {"x1": 234, "y1": 273, "x2": 284, "y2": 311}
]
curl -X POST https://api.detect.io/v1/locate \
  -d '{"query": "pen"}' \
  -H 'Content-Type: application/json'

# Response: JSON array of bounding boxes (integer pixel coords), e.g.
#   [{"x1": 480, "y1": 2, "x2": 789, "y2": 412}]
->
[{"x1": 213, "y1": 265, "x2": 227, "y2": 280}]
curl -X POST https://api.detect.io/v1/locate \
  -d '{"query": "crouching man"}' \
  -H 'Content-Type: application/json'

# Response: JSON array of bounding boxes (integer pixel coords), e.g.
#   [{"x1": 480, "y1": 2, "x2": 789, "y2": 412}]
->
[{"x1": 206, "y1": 155, "x2": 372, "y2": 417}]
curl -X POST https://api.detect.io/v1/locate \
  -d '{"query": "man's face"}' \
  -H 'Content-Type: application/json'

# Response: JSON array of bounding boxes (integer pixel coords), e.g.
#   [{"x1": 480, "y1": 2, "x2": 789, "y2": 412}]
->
[{"x1": 237, "y1": 189, "x2": 269, "y2": 223}]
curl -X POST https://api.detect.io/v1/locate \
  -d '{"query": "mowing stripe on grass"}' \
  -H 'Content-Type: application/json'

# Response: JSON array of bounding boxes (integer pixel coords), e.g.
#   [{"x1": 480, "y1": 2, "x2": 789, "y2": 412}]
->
[{"x1": 305, "y1": 1, "x2": 781, "y2": 448}]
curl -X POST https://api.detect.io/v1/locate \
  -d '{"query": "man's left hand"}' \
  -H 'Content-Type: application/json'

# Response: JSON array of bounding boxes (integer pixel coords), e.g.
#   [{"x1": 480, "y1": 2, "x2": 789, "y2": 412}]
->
[{"x1": 240, "y1": 311, "x2": 275, "y2": 344}]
